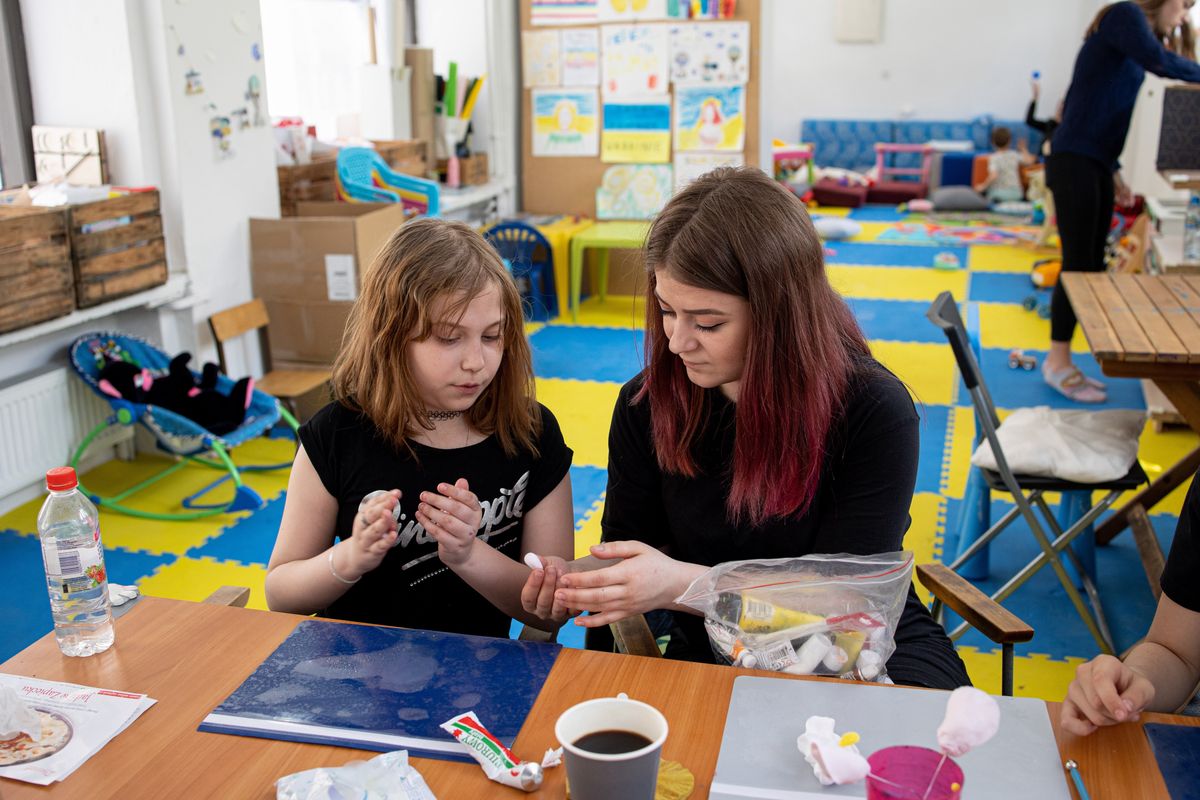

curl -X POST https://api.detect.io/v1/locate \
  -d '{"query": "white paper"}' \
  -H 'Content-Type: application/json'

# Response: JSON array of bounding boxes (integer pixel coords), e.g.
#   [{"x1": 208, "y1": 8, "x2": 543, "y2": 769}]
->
[
  {"x1": 0, "y1": 674, "x2": 155, "y2": 785},
  {"x1": 324, "y1": 254, "x2": 358, "y2": 302},
  {"x1": 673, "y1": 151, "x2": 744, "y2": 190},
  {"x1": 561, "y1": 28, "x2": 600, "y2": 86},
  {"x1": 532, "y1": 88, "x2": 600, "y2": 157},
  {"x1": 668, "y1": 22, "x2": 750, "y2": 85},
  {"x1": 522, "y1": 30, "x2": 561, "y2": 88},
  {"x1": 601, "y1": 24, "x2": 669, "y2": 97},
  {"x1": 531, "y1": 0, "x2": 598, "y2": 26}
]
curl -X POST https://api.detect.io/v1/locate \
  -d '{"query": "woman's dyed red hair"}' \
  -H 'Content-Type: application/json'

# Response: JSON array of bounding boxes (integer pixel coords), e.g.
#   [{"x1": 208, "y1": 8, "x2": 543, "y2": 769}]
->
[{"x1": 639, "y1": 166, "x2": 870, "y2": 525}]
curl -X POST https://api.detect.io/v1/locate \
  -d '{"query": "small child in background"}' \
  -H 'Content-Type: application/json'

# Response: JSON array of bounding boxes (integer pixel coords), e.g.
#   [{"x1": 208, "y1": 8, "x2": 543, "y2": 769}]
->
[{"x1": 974, "y1": 126, "x2": 1036, "y2": 203}]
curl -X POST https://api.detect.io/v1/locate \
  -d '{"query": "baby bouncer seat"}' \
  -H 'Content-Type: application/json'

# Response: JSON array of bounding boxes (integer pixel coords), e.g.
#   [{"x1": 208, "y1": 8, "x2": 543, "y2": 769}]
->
[{"x1": 68, "y1": 331, "x2": 298, "y2": 520}]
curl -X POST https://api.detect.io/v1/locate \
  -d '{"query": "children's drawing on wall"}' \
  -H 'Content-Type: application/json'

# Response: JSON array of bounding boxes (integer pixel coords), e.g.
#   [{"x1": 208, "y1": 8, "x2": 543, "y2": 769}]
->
[
  {"x1": 168, "y1": 24, "x2": 205, "y2": 96},
  {"x1": 601, "y1": 24, "x2": 669, "y2": 96},
  {"x1": 231, "y1": 108, "x2": 250, "y2": 130},
  {"x1": 596, "y1": 164, "x2": 673, "y2": 219},
  {"x1": 210, "y1": 114, "x2": 234, "y2": 160},
  {"x1": 602, "y1": 96, "x2": 671, "y2": 163},
  {"x1": 668, "y1": 22, "x2": 749, "y2": 84},
  {"x1": 531, "y1": 0, "x2": 599, "y2": 26},
  {"x1": 532, "y1": 89, "x2": 599, "y2": 156},
  {"x1": 245, "y1": 74, "x2": 264, "y2": 126},
  {"x1": 522, "y1": 30, "x2": 562, "y2": 88},
  {"x1": 673, "y1": 151, "x2": 744, "y2": 190},
  {"x1": 561, "y1": 27, "x2": 601, "y2": 85},
  {"x1": 674, "y1": 83, "x2": 744, "y2": 151},
  {"x1": 598, "y1": 0, "x2": 668, "y2": 22}
]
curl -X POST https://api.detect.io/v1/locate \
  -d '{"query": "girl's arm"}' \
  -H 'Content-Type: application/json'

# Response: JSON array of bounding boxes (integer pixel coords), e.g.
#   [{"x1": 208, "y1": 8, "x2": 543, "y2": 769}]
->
[
  {"x1": 264, "y1": 447, "x2": 398, "y2": 613},
  {"x1": 1103, "y1": 3, "x2": 1200, "y2": 81},
  {"x1": 421, "y1": 473, "x2": 576, "y2": 630}
]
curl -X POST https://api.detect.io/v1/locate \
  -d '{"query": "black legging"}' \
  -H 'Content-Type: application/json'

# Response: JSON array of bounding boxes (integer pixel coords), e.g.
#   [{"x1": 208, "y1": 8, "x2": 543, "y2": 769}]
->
[{"x1": 1047, "y1": 152, "x2": 1114, "y2": 343}]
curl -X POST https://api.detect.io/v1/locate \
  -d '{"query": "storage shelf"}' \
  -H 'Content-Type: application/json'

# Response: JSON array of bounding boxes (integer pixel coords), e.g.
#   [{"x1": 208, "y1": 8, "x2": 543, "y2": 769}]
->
[
  {"x1": 0, "y1": 273, "x2": 191, "y2": 349},
  {"x1": 438, "y1": 178, "x2": 512, "y2": 213}
]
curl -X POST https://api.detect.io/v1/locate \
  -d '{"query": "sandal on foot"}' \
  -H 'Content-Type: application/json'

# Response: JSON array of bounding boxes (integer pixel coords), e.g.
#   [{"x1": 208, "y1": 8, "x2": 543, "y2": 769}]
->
[{"x1": 1043, "y1": 365, "x2": 1106, "y2": 404}]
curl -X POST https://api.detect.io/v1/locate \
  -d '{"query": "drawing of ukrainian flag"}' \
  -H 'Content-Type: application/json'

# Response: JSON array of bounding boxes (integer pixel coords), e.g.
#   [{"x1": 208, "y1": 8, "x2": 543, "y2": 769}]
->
[{"x1": 601, "y1": 98, "x2": 671, "y2": 163}]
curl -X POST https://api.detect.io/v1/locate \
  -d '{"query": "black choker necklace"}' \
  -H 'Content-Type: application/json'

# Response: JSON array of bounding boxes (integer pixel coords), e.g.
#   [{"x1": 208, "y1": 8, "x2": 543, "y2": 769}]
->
[{"x1": 426, "y1": 409, "x2": 462, "y2": 421}]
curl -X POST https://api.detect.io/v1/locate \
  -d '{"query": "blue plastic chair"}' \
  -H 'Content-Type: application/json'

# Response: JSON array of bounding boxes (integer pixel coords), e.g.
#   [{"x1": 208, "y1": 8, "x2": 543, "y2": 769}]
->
[
  {"x1": 336, "y1": 147, "x2": 440, "y2": 217},
  {"x1": 485, "y1": 222, "x2": 558, "y2": 321},
  {"x1": 68, "y1": 332, "x2": 297, "y2": 520}
]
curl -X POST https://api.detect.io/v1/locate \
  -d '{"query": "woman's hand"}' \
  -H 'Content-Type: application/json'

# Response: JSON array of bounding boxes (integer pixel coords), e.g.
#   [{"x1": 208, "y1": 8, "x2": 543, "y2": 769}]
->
[
  {"x1": 343, "y1": 489, "x2": 401, "y2": 577},
  {"x1": 520, "y1": 555, "x2": 579, "y2": 628},
  {"x1": 1061, "y1": 654, "x2": 1156, "y2": 736},
  {"x1": 417, "y1": 479, "x2": 483, "y2": 568},
  {"x1": 555, "y1": 541, "x2": 704, "y2": 628}
]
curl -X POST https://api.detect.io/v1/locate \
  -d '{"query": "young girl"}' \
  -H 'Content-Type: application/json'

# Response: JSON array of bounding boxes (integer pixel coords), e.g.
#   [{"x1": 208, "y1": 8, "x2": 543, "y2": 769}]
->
[
  {"x1": 522, "y1": 167, "x2": 969, "y2": 689},
  {"x1": 266, "y1": 218, "x2": 574, "y2": 638}
]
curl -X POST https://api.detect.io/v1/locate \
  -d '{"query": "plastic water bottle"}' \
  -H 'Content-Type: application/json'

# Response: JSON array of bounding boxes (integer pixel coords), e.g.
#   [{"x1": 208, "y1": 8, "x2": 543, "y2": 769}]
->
[
  {"x1": 36, "y1": 467, "x2": 115, "y2": 657},
  {"x1": 1185, "y1": 193, "x2": 1200, "y2": 263}
]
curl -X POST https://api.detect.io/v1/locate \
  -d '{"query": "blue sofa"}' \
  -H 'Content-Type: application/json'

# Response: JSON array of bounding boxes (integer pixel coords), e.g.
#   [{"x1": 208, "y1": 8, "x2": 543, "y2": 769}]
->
[{"x1": 801, "y1": 116, "x2": 1045, "y2": 179}]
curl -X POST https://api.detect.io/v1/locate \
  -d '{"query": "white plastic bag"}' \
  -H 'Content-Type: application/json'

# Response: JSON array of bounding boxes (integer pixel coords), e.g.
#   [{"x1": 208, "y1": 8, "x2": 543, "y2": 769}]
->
[
  {"x1": 275, "y1": 750, "x2": 436, "y2": 800},
  {"x1": 676, "y1": 552, "x2": 913, "y2": 682},
  {"x1": 970, "y1": 406, "x2": 1144, "y2": 483}
]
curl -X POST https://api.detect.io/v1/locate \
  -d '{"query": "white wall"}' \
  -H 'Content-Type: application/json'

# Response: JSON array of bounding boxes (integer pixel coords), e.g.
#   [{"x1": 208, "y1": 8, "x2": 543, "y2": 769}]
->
[{"x1": 761, "y1": 0, "x2": 1101, "y2": 139}]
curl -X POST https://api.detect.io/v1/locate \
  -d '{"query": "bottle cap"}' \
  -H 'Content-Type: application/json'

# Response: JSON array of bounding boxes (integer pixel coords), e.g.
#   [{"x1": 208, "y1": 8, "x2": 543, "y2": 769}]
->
[{"x1": 46, "y1": 466, "x2": 78, "y2": 491}]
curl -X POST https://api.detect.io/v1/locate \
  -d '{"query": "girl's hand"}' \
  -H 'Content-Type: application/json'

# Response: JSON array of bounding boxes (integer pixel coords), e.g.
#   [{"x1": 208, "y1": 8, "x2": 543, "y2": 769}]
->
[
  {"x1": 520, "y1": 555, "x2": 579, "y2": 627},
  {"x1": 555, "y1": 541, "x2": 700, "y2": 628},
  {"x1": 345, "y1": 489, "x2": 401, "y2": 577},
  {"x1": 418, "y1": 479, "x2": 483, "y2": 568},
  {"x1": 1061, "y1": 654, "x2": 1155, "y2": 736}
]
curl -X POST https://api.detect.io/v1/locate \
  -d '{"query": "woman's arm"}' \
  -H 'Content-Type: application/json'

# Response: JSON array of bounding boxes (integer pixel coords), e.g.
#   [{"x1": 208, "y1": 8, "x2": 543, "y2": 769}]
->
[
  {"x1": 265, "y1": 447, "x2": 399, "y2": 613},
  {"x1": 420, "y1": 473, "x2": 576, "y2": 630},
  {"x1": 1102, "y1": 3, "x2": 1200, "y2": 81}
]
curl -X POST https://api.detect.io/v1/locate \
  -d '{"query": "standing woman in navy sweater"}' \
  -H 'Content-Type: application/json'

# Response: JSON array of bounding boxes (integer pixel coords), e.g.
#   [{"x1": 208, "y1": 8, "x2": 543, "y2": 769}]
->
[{"x1": 1044, "y1": 0, "x2": 1200, "y2": 403}]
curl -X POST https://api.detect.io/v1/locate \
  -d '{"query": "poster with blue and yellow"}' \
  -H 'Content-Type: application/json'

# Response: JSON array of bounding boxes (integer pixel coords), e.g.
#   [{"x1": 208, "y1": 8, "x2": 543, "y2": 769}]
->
[
  {"x1": 673, "y1": 82, "x2": 744, "y2": 152},
  {"x1": 532, "y1": 88, "x2": 600, "y2": 156},
  {"x1": 601, "y1": 97, "x2": 671, "y2": 163}
]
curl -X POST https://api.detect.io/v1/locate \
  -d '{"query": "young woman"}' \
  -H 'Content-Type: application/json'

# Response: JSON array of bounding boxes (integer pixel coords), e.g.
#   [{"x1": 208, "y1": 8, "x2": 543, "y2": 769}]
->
[
  {"x1": 266, "y1": 218, "x2": 574, "y2": 637},
  {"x1": 1045, "y1": 0, "x2": 1200, "y2": 402},
  {"x1": 523, "y1": 167, "x2": 969, "y2": 689}
]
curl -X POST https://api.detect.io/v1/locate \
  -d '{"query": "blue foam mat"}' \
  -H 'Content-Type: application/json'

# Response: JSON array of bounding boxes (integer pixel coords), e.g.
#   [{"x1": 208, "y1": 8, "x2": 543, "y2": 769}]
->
[
  {"x1": 847, "y1": 298, "x2": 947, "y2": 343},
  {"x1": 530, "y1": 325, "x2": 645, "y2": 384},
  {"x1": 969, "y1": 350, "x2": 1146, "y2": 410},
  {"x1": 915, "y1": 403, "x2": 950, "y2": 495},
  {"x1": 825, "y1": 241, "x2": 970, "y2": 267},
  {"x1": 970, "y1": 272, "x2": 1046, "y2": 305},
  {"x1": 848, "y1": 206, "x2": 911, "y2": 222}
]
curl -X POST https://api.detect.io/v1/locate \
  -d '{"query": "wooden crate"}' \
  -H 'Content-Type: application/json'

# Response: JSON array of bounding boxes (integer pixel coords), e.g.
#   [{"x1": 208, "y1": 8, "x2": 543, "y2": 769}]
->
[
  {"x1": 277, "y1": 139, "x2": 428, "y2": 216},
  {"x1": 0, "y1": 206, "x2": 75, "y2": 333},
  {"x1": 437, "y1": 152, "x2": 489, "y2": 186},
  {"x1": 69, "y1": 190, "x2": 168, "y2": 308}
]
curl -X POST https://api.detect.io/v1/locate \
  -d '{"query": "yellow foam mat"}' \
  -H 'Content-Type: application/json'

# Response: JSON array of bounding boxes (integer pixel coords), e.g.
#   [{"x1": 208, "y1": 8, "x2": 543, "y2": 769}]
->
[
  {"x1": 958, "y1": 647, "x2": 1085, "y2": 700},
  {"x1": 906, "y1": 493, "x2": 947, "y2": 606},
  {"x1": 871, "y1": 341, "x2": 957, "y2": 406},
  {"x1": 977, "y1": 302, "x2": 1091, "y2": 353},
  {"x1": 536, "y1": 378, "x2": 622, "y2": 469},
  {"x1": 968, "y1": 245, "x2": 1052, "y2": 274},
  {"x1": 559, "y1": 295, "x2": 647, "y2": 329},
  {"x1": 1119, "y1": 420, "x2": 1198, "y2": 516},
  {"x1": 941, "y1": 406, "x2": 976, "y2": 500},
  {"x1": 810, "y1": 205, "x2": 851, "y2": 217},
  {"x1": 828, "y1": 265, "x2": 968, "y2": 303},
  {"x1": 139, "y1": 556, "x2": 269, "y2": 609},
  {"x1": 574, "y1": 499, "x2": 605, "y2": 559},
  {"x1": 848, "y1": 222, "x2": 892, "y2": 242}
]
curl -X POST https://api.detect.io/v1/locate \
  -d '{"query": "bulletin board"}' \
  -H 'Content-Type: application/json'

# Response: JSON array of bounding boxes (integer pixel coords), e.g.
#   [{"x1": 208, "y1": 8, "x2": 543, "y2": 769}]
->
[{"x1": 518, "y1": 0, "x2": 761, "y2": 218}]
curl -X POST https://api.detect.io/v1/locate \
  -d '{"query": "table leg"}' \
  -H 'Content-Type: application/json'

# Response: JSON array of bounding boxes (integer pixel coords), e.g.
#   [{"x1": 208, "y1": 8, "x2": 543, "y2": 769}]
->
[
  {"x1": 1096, "y1": 379, "x2": 1200, "y2": 545},
  {"x1": 570, "y1": 240, "x2": 585, "y2": 323},
  {"x1": 598, "y1": 248, "x2": 610, "y2": 304}
]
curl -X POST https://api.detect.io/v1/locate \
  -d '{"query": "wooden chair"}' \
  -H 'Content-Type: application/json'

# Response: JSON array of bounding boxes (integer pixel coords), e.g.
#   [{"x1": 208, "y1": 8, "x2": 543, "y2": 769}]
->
[
  {"x1": 609, "y1": 565, "x2": 1034, "y2": 697},
  {"x1": 208, "y1": 298, "x2": 331, "y2": 421},
  {"x1": 202, "y1": 585, "x2": 251, "y2": 607}
]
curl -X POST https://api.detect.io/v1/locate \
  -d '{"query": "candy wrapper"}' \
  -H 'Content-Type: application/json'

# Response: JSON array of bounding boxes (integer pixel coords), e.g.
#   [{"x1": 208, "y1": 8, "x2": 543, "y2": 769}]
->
[
  {"x1": 676, "y1": 552, "x2": 913, "y2": 682},
  {"x1": 275, "y1": 750, "x2": 435, "y2": 800},
  {"x1": 441, "y1": 711, "x2": 562, "y2": 792}
]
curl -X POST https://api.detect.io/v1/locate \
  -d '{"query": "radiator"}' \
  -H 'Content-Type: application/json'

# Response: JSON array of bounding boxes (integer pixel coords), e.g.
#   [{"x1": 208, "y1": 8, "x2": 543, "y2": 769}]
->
[{"x1": 0, "y1": 367, "x2": 128, "y2": 500}]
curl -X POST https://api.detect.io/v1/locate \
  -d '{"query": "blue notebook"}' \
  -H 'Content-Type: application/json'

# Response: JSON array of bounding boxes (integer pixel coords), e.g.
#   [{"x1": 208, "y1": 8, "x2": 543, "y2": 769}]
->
[
  {"x1": 1144, "y1": 723, "x2": 1200, "y2": 800},
  {"x1": 199, "y1": 619, "x2": 560, "y2": 762}
]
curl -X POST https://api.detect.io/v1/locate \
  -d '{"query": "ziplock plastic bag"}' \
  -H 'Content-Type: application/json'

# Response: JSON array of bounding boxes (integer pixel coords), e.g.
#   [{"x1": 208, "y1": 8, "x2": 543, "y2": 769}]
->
[
  {"x1": 676, "y1": 552, "x2": 913, "y2": 683},
  {"x1": 276, "y1": 750, "x2": 436, "y2": 800}
]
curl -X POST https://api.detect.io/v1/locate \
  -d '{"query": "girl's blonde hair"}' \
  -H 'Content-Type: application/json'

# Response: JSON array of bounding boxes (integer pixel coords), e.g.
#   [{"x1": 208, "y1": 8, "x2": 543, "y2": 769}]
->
[
  {"x1": 331, "y1": 218, "x2": 538, "y2": 457},
  {"x1": 1088, "y1": 0, "x2": 1195, "y2": 58}
]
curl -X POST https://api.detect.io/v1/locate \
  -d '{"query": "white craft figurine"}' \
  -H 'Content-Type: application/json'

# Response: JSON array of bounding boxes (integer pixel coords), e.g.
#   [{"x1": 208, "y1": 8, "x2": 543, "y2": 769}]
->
[{"x1": 796, "y1": 716, "x2": 868, "y2": 786}]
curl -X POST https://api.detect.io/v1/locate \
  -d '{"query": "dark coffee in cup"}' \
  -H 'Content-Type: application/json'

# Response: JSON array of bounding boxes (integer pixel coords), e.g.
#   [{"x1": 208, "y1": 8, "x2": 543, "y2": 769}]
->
[{"x1": 574, "y1": 729, "x2": 653, "y2": 754}]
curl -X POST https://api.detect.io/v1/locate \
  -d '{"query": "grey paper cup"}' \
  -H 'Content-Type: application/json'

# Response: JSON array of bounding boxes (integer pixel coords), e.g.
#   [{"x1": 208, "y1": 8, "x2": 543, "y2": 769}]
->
[{"x1": 555, "y1": 694, "x2": 669, "y2": 800}]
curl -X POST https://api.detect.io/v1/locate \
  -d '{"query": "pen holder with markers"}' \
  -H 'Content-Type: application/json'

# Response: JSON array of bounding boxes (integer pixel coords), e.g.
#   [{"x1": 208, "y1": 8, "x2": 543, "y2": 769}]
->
[
  {"x1": 676, "y1": 551, "x2": 914, "y2": 683},
  {"x1": 435, "y1": 117, "x2": 469, "y2": 188}
]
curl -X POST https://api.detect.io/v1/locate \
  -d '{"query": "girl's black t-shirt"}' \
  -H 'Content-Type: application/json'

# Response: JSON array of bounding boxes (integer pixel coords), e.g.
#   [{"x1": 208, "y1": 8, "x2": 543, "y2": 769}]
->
[
  {"x1": 299, "y1": 400, "x2": 572, "y2": 638},
  {"x1": 601, "y1": 364, "x2": 971, "y2": 690}
]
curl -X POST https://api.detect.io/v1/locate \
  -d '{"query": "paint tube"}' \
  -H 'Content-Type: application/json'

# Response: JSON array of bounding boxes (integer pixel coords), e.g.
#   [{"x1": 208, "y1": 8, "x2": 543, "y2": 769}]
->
[
  {"x1": 714, "y1": 591, "x2": 826, "y2": 633},
  {"x1": 441, "y1": 711, "x2": 545, "y2": 792}
]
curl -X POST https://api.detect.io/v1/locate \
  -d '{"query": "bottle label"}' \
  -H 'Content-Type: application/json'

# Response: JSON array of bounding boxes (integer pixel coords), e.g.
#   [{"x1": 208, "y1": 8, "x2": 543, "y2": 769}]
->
[{"x1": 44, "y1": 544, "x2": 106, "y2": 596}]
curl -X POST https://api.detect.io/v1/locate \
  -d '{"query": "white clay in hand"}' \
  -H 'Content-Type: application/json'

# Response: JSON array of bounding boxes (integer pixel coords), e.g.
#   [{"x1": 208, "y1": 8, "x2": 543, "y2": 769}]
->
[{"x1": 524, "y1": 553, "x2": 544, "y2": 570}]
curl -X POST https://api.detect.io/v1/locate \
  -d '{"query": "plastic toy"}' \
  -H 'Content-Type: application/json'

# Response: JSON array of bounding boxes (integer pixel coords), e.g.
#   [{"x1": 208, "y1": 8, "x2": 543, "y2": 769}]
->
[
  {"x1": 1008, "y1": 349, "x2": 1037, "y2": 371},
  {"x1": 1031, "y1": 258, "x2": 1061, "y2": 288},
  {"x1": 933, "y1": 251, "x2": 961, "y2": 270},
  {"x1": 336, "y1": 147, "x2": 440, "y2": 217}
]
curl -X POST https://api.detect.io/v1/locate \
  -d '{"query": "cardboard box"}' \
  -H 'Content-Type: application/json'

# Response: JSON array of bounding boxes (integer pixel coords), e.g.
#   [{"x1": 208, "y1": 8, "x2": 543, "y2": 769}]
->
[{"x1": 250, "y1": 202, "x2": 407, "y2": 364}]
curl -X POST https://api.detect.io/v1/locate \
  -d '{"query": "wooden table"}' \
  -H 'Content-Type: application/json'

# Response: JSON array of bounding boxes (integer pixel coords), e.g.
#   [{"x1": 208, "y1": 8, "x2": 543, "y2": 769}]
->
[
  {"x1": 1062, "y1": 272, "x2": 1200, "y2": 543},
  {"x1": 2, "y1": 597, "x2": 1195, "y2": 798}
]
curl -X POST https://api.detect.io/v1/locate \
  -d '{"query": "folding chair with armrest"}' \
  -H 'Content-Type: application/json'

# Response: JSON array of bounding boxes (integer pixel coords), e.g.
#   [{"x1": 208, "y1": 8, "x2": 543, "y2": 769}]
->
[{"x1": 926, "y1": 291, "x2": 1148, "y2": 655}]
